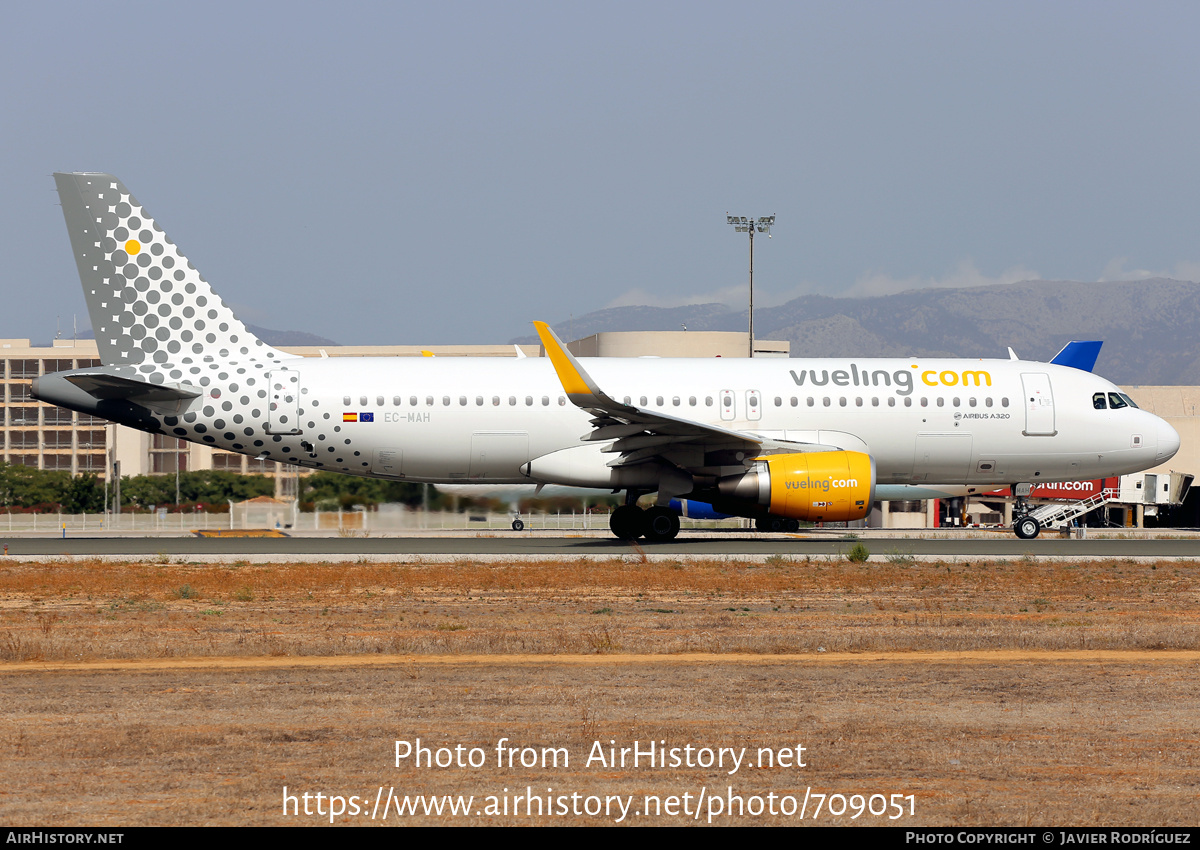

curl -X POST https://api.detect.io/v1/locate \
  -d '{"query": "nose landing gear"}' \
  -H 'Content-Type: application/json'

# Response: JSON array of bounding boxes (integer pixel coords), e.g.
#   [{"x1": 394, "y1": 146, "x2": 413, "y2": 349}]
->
[
  {"x1": 1013, "y1": 515, "x2": 1041, "y2": 540},
  {"x1": 1011, "y1": 482, "x2": 1040, "y2": 539}
]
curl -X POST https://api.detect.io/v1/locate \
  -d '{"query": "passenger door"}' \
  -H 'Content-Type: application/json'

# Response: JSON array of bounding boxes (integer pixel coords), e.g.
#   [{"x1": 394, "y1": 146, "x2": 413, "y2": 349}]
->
[
  {"x1": 1021, "y1": 373, "x2": 1056, "y2": 436},
  {"x1": 266, "y1": 370, "x2": 302, "y2": 434}
]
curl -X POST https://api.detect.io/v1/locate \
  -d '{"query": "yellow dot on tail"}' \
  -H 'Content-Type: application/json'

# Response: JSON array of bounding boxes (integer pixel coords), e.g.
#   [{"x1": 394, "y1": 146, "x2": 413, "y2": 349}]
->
[{"x1": 125, "y1": 240, "x2": 141, "y2": 255}]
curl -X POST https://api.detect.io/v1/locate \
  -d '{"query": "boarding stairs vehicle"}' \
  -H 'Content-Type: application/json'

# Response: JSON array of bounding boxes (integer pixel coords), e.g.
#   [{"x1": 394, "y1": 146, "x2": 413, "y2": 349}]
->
[{"x1": 1013, "y1": 488, "x2": 1119, "y2": 539}]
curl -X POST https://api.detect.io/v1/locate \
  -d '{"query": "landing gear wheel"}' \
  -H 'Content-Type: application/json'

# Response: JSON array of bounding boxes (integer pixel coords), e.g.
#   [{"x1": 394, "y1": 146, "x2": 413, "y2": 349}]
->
[
  {"x1": 643, "y1": 506, "x2": 681, "y2": 542},
  {"x1": 610, "y1": 505, "x2": 645, "y2": 540},
  {"x1": 511, "y1": 519, "x2": 525, "y2": 531},
  {"x1": 755, "y1": 517, "x2": 785, "y2": 533},
  {"x1": 1014, "y1": 516, "x2": 1041, "y2": 540},
  {"x1": 783, "y1": 519, "x2": 800, "y2": 533}
]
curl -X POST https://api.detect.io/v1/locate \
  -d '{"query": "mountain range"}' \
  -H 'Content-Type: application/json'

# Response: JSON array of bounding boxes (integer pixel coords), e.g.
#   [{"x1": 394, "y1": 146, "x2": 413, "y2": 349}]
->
[{"x1": 512, "y1": 278, "x2": 1200, "y2": 385}]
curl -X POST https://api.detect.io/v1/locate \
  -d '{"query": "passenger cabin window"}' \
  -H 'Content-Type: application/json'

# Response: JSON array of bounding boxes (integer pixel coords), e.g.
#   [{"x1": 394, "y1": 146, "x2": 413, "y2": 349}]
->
[
  {"x1": 508, "y1": 396, "x2": 516, "y2": 406},
  {"x1": 360, "y1": 395, "x2": 367, "y2": 406},
  {"x1": 377, "y1": 395, "x2": 385, "y2": 406},
  {"x1": 672, "y1": 396, "x2": 680, "y2": 406},
  {"x1": 1108, "y1": 393, "x2": 1127, "y2": 410},
  {"x1": 526, "y1": 396, "x2": 533, "y2": 406},
  {"x1": 790, "y1": 397, "x2": 798, "y2": 407},
  {"x1": 706, "y1": 397, "x2": 714, "y2": 406},
  {"x1": 774, "y1": 397, "x2": 782, "y2": 407},
  {"x1": 425, "y1": 396, "x2": 434, "y2": 406},
  {"x1": 558, "y1": 396, "x2": 566, "y2": 405},
  {"x1": 542, "y1": 396, "x2": 550, "y2": 406},
  {"x1": 656, "y1": 396, "x2": 664, "y2": 406},
  {"x1": 410, "y1": 396, "x2": 418, "y2": 406},
  {"x1": 393, "y1": 396, "x2": 401, "y2": 406},
  {"x1": 641, "y1": 396, "x2": 649, "y2": 406},
  {"x1": 343, "y1": 396, "x2": 351, "y2": 406},
  {"x1": 442, "y1": 396, "x2": 451, "y2": 406},
  {"x1": 985, "y1": 397, "x2": 993, "y2": 407},
  {"x1": 459, "y1": 396, "x2": 467, "y2": 406},
  {"x1": 476, "y1": 396, "x2": 484, "y2": 406},
  {"x1": 493, "y1": 396, "x2": 500, "y2": 406},
  {"x1": 1093, "y1": 393, "x2": 1108, "y2": 410},
  {"x1": 689, "y1": 396, "x2": 697, "y2": 406},
  {"x1": 1001, "y1": 397, "x2": 1009, "y2": 407}
]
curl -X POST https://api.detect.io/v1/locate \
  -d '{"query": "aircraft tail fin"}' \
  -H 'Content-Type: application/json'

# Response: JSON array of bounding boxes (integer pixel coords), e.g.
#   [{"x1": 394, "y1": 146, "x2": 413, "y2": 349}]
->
[
  {"x1": 1049, "y1": 340, "x2": 1103, "y2": 372},
  {"x1": 53, "y1": 172, "x2": 292, "y2": 367}
]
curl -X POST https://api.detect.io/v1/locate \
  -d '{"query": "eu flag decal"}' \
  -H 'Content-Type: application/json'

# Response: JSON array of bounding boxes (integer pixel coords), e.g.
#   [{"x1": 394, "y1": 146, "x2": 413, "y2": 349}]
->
[{"x1": 360, "y1": 412, "x2": 375, "y2": 422}]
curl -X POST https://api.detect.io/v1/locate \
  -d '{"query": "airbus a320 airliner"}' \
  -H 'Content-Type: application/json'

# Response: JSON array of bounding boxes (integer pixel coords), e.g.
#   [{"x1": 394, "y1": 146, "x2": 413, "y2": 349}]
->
[{"x1": 35, "y1": 173, "x2": 1180, "y2": 541}]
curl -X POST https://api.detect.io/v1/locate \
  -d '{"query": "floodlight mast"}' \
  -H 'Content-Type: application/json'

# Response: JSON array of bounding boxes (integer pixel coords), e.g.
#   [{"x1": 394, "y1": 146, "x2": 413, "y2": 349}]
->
[{"x1": 725, "y1": 213, "x2": 775, "y2": 357}]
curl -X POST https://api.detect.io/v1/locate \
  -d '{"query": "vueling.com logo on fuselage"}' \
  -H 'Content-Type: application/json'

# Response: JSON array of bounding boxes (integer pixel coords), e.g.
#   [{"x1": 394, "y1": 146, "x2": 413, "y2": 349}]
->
[
  {"x1": 785, "y1": 476, "x2": 858, "y2": 493},
  {"x1": 789, "y1": 365, "x2": 992, "y2": 396}
]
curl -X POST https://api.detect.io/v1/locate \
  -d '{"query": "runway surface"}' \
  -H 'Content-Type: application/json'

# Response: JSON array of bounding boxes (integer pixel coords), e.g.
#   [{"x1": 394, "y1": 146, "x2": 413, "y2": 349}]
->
[{"x1": 1, "y1": 533, "x2": 1196, "y2": 558}]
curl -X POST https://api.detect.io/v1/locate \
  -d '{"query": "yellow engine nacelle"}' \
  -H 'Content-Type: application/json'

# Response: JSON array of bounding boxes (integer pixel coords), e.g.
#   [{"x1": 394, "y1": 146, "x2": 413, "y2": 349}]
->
[{"x1": 716, "y1": 451, "x2": 876, "y2": 523}]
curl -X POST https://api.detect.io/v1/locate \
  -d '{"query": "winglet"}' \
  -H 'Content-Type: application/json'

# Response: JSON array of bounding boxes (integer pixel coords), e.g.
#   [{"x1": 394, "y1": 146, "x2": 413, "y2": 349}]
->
[
  {"x1": 1049, "y1": 340, "x2": 1103, "y2": 372},
  {"x1": 533, "y1": 321, "x2": 601, "y2": 399}
]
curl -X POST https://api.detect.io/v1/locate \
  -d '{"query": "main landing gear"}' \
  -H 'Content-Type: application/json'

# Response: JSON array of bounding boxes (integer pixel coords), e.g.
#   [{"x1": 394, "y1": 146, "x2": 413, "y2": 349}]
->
[
  {"x1": 609, "y1": 503, "x2": 680, "y2": 542},
  {"x1": 754, "y1": 516, "x2": 801, "y2": 533}
]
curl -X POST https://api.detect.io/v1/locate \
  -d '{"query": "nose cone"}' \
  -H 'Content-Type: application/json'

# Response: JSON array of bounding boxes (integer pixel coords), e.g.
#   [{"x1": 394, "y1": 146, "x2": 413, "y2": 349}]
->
[{"x1": 1157, "y1": 418, "x2": 1181, "y2": 462}]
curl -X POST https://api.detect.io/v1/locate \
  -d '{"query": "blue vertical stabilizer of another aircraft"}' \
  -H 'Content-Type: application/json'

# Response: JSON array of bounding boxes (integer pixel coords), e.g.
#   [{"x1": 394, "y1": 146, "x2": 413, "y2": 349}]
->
[{"x1": 1049, "y1": 340, "x2": 1103, "y2": 372}]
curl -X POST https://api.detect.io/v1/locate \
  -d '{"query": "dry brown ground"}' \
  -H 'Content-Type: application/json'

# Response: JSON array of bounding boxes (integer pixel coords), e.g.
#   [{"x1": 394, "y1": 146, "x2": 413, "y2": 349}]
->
[{"x1": 1, "y1": 555, "x2": 1199, "y2": 826}]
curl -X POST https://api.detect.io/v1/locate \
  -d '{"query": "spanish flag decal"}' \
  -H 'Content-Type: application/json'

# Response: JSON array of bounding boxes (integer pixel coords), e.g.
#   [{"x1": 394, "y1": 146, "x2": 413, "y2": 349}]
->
[{"x1": 343, "y1": 412, "x2": 358, "y2": 422}]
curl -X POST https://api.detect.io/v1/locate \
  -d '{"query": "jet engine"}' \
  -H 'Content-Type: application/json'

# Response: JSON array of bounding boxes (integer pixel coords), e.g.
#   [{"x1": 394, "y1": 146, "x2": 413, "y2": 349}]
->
[{"x1": 714, "y1": 451, "x2": 876, "y2": 523}]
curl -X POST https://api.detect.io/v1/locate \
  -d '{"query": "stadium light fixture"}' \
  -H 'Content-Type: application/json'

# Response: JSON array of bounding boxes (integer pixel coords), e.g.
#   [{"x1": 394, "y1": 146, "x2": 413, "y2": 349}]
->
[{"x1": 726, "y1": 212, "x2": 775, "y2": 357}]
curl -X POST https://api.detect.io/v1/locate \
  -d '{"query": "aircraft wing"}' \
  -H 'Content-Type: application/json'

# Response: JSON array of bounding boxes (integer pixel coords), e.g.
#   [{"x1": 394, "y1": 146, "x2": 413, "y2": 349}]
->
[{"x1": 533, "y1": 322, "x2": 841, "y2": 468}]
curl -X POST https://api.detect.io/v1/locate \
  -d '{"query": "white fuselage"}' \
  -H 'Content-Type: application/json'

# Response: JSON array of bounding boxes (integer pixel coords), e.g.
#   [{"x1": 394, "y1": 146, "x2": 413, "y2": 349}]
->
[{"x1": 262, "y1": 354, "x2": 1175, "y2": 489}]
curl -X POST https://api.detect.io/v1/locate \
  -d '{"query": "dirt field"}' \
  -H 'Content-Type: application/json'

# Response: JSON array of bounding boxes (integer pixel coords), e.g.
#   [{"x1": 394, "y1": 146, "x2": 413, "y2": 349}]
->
[{"x1": 2, "y1": 554, "x2": 1198, "y2": 826}]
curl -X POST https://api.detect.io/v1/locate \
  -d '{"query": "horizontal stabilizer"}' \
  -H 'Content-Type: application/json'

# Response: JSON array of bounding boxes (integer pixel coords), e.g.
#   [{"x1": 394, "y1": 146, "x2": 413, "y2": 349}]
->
[
  {"x1": 1049, "y1": 340, "x2": 1103, "y2": 372},
  {"x1": 63, "y1": 372, "x2": 202, "y2": 403}
]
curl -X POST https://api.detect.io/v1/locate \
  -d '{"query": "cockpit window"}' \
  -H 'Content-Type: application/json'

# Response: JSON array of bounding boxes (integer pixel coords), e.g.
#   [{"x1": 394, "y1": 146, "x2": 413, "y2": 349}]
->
[
  {"x1": 1119, "y1": 393, "x2": 1139, "y2": 409},
  {"x1": 1093, "y1": 393, "x2": 1107, "y2": 410},
  {"x1": 1108, "y1": 392, "x2": 1127, "y2": 410}
]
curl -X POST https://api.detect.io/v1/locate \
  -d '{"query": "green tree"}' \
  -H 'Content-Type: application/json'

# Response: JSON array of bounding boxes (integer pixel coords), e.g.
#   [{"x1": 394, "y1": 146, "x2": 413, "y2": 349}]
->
[
  {"x1": 118, "y1": 471, "x2": 275, "y2": 510},
  {"x1": 62, "y1": 473, "x2": 105, "y2": 513},
  {"x1": 303, "y1": 472, "x2": 428, "y2": 509},
  {"x1": 0, "y1": 463, "x2": 70, "y2": 510}
]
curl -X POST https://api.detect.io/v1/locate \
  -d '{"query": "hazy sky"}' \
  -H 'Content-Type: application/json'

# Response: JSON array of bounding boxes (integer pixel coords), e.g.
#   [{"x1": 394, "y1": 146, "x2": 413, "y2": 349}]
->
[{"x1": 4, "y1": 1, "x2": 1198, "y2": 344}]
